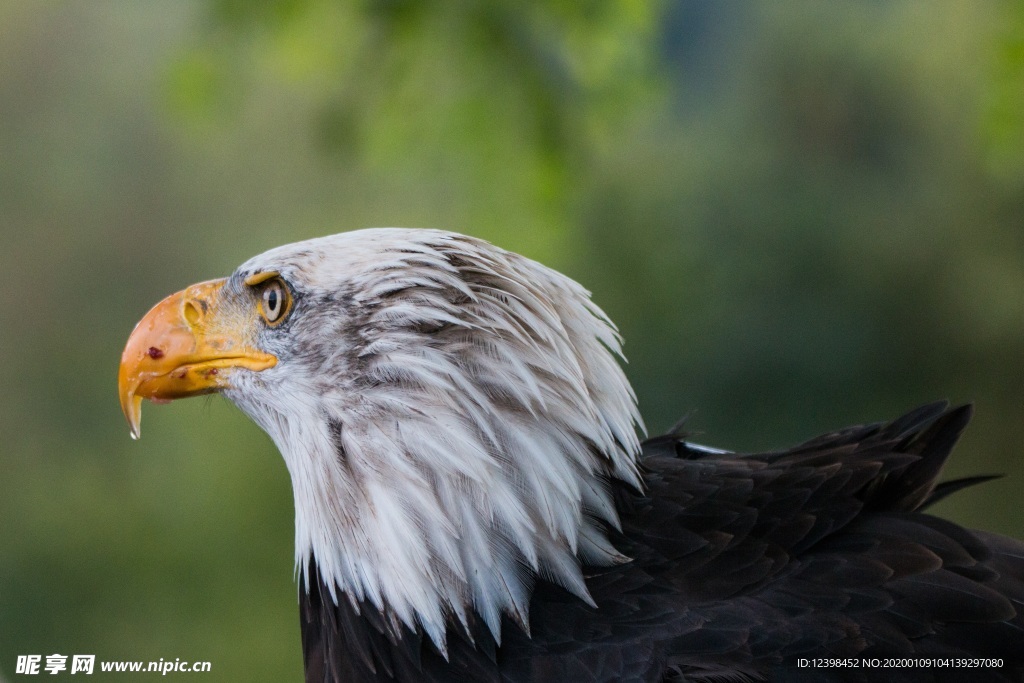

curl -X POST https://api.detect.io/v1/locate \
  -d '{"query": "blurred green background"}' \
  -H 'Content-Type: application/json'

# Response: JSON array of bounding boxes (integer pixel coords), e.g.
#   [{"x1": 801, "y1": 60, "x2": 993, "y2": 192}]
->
[{"x1": 3, "y1": 1, "x2": 1024, "y2": 680}]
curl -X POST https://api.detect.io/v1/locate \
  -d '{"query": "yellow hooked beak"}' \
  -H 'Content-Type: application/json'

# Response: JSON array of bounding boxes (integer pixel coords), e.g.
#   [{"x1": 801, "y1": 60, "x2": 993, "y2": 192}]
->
[{"x1": 118, "y1": 279, "x2": 277, "y2": 439}]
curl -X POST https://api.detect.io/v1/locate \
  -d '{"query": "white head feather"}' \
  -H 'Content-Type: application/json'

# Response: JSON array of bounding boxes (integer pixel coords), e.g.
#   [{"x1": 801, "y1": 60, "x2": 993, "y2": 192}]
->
[{"x1": 223, "y1": 228, "x2": 643, "y2": 651}]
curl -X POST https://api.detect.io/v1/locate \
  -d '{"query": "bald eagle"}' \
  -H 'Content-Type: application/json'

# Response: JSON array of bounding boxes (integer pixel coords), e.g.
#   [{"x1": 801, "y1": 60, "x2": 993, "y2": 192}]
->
[{"x1": 119, "y1": 229, "x2": 1024, "y2": 682}]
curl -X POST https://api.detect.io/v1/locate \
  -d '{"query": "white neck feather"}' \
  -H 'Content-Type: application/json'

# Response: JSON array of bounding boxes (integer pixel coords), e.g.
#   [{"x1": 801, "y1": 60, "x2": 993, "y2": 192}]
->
[{"x1": 229, "y1": 229, "x2": 644, "y2": 653}]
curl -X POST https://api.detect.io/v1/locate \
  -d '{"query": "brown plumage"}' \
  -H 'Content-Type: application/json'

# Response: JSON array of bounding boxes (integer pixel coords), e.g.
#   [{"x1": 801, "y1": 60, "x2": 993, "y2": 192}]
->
[
  {"x1": 118, "y1": 230, "x2": 1024, "y2": 682},
  {"x1": 300, "y1": 402, "x2": 1024, "y2": 682}
]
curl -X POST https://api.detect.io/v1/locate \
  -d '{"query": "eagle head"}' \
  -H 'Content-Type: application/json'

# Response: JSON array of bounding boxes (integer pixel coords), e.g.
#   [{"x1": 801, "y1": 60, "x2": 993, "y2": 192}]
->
[{"x1": 118, "y1": 228, "x2": 643, "y2": 648}]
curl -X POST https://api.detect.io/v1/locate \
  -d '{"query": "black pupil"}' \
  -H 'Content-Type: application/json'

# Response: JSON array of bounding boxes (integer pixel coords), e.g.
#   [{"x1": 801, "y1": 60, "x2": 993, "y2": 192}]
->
[{"x1": 266, "y1": 288, "x2": 279, "y2": 316}]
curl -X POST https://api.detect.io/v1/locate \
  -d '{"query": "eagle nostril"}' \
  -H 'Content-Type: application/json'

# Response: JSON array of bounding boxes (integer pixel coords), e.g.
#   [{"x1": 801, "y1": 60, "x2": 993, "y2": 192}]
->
[{"x1": 184, "y1": 299, "x2": 202, "y2": 326}]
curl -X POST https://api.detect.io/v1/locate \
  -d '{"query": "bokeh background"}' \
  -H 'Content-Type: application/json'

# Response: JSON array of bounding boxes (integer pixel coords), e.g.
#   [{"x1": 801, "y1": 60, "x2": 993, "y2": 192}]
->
[{"x1": 3, "y1": 1, "x2": 1024, "y2": 680}]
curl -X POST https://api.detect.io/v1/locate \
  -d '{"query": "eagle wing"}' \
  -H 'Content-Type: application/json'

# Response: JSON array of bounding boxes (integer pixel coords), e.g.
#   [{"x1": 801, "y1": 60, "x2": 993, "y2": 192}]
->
[{"x1": 302, "y1": 403, "x2": 1024, "y2": 682}]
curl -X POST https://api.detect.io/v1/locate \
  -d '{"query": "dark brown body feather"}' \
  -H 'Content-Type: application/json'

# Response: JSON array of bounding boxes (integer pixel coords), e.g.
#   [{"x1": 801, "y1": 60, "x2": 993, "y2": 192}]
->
[{"x1": 301, "y1": 403, "x2": 1024, "y2": 682}]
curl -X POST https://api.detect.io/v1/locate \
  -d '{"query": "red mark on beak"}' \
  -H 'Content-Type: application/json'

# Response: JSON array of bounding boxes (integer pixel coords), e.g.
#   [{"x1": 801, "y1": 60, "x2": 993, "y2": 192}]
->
[{"x1": 147, "y1": 347, "x2": 164, "y2": 360}]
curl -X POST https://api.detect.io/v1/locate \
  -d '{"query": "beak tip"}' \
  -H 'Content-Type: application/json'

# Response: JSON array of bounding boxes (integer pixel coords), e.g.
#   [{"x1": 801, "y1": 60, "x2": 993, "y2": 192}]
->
[{"x1": 122, "y1": 393, "x2": 143, "y2": 441}]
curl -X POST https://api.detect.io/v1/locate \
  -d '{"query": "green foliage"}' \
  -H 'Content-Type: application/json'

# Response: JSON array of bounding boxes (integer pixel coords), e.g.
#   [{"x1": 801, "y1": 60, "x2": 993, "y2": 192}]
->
[
  {"x1": 168, "y1": 0, "x2": 663, "y2": 262},
  {"x1": 986, "y1": 0, "x2": 1024, "y2": 183}
]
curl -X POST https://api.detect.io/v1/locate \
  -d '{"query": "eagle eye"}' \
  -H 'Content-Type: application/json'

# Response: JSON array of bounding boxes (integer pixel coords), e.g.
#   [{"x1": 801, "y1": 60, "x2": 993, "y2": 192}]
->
[{"x1": 258, "y1": 278, "x2": 291, "y2": 326}]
